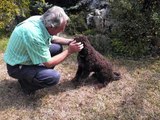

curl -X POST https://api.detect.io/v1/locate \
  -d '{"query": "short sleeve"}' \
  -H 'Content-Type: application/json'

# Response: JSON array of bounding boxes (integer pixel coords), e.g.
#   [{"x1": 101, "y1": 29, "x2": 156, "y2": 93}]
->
[{"x1": 23, "y1": 31, "x2": 51, "y2": 65}]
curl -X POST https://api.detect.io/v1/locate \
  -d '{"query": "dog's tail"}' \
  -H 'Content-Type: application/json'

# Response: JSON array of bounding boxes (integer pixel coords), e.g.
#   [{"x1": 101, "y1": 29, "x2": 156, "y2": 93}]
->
[{"x1": 113, "y1": 72, "x2": 121, "y2": 80}]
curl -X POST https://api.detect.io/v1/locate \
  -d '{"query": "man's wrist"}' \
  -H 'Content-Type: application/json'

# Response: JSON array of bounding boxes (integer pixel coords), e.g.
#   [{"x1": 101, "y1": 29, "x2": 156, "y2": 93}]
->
[
  {"x1": 67, "y1": 48, "x2": 73, "y2": 55},
  {"x1": 67, "y1": 39, "x2": 74, "y2": 45}
]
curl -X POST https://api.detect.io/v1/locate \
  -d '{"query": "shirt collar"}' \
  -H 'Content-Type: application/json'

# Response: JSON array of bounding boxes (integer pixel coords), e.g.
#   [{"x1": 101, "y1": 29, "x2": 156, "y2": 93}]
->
[{"x1": 39, "y1": 19, "x2": 52, "y2": 40}]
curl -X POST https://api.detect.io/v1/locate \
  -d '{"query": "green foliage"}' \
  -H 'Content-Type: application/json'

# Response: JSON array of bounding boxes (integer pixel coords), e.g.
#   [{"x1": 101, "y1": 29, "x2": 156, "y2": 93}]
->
[
  {"x1": 83, "y1": 29, "x2": 97, "y2": 35},
  {"x1": 0, "y1": 0, "x2": 30, "y2": 29},
  {"x1": 87, "y1": 34, "x2": 112, "y2": 55},
  {"x1": 0, "y1": 31, "x2": 9, "y2": 52},
  {"x1": 0, "y1": 39, "x2": 8, "y2": 52},
  {"x1": 29, "y1": 0, "x2": 53, "y2": 15},
  {"x1": 66, "y1": 12, "x2": 88, "y2": 35},
  {"x1": 0, "y1": 0, "x2": 18, "y2": 29},
  {"x1": 109, "y1": 0, "x2": 160, "y2": 58},
  {"x1": 65, "y1": 0, "x2": 160, "y2": 58}
]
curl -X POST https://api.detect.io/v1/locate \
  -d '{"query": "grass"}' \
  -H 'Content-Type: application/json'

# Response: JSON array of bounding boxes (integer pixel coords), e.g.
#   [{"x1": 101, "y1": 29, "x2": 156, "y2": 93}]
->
[
  {"x1": 0, "y1": 33, "x2": 160, "y2": 120},
  {"x1": 0, "y1": 52, "x2": 160, "y2": 120},
  {"x1": 0, "y1": 35, "x2": 8, "y2": 53}
]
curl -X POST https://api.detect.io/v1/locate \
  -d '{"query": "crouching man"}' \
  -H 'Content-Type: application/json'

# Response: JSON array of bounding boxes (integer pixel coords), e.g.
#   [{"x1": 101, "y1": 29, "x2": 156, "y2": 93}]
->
[{"x1": 4, "y1": 6, "x2": 83, "y2": 95}]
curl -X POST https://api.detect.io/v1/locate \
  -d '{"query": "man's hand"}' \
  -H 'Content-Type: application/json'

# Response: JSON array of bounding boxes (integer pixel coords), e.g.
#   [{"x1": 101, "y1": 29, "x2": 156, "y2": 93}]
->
[
  {"x1": 67, "y1": 39, "x2": 74, "y2": 45},
  {"x1": 68, "y1": 40, "x2": 84, "y2": 54},
  {"x1": 43, "y1": 40, "x2": 83, "y2": 68}
]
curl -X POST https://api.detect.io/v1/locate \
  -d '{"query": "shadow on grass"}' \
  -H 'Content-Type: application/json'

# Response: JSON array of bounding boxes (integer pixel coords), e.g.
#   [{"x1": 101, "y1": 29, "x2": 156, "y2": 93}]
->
[
  {"x1": 47, "y1": 76, "x2": 101, "y2": 95},
  {"x1": 46, "y1": 79, "x2": 76, "y2": 95},
  {"x1": 0, "y1": 77, "x2": 101, "y2": 111},
  {"x1": 0, "y1": 79, "x2": 45, "y2": 111},
  {"x1": 0, "y1": 79, "x2": 100, "y2": 111}
]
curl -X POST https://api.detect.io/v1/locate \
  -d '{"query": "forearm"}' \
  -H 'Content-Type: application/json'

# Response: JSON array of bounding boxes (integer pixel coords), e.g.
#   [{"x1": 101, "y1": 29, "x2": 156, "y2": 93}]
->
[
  {"x1": 43, "y1": 49, "x2": 71, "y2": 68},
  {"x1": 43, "y1": 40, "x2": 84, "y2": 68},
  {"x1": 52, "y1": 36, "x2": 73, "y2": 45}
]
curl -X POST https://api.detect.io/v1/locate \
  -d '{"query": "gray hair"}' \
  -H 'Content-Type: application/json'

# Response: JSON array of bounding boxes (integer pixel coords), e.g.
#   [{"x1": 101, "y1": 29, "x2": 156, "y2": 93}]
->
[{"x1": 41, "y1": 6, "x2": 70, "y2": 28}]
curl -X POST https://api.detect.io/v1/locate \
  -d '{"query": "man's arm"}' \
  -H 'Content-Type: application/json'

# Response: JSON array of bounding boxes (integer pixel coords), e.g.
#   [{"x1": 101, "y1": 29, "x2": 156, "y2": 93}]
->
[
  {"x1": 43, "y1": 41, "x2": 83, "y2": 68},
  {"x1": 52, "y1": 36, "x2": 74, "y2": 45}
]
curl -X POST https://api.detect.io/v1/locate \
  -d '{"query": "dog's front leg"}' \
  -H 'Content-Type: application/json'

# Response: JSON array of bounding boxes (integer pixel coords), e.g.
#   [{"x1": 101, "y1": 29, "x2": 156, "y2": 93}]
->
[
  {"x1": 72, "y1": 71, "x2": 90, "y2": 87},
  {"x1": 81, "y1": 70, "x2": 90, "y2": 79},
  {"x1": 72, "y1": 65, "x2": 83, "y2": 83}
]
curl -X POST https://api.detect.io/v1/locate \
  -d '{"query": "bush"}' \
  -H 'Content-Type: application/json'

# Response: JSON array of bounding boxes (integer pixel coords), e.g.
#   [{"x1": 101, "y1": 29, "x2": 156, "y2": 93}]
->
[
  {"x1": 0, "y1": 0, "x2": 30, "y2": 30},
  {"x1": 65, "y1": 12, "x2": 88, "y2": 35},
  {"x1": 109, "y1": 0, "x2": 160, "y2": 58},
  {"x1": 87, "y1": 34, "x2": 112, "y2": 55},
  {"x1": 29, "y1": 0, "x2": 53, "y2": 15}
]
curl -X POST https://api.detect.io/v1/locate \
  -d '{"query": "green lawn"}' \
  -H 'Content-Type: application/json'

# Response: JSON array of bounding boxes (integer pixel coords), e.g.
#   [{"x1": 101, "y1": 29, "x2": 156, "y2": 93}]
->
[{"x1": 0, "y1": 35, "x2": 8, "y2": 53}]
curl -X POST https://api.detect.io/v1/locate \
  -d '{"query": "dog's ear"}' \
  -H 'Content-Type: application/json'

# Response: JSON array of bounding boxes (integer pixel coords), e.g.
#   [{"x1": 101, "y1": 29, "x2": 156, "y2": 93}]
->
[
  {"x1": 74, "y1": 35, "x2": 89, "y2": 44},
  {"x1": 76, "y1": 36, "x2": 89, "y2": 48},
  {"x1": 80, "y1": 47, "x2": 88, "y2": 56},
  {"x1": 83, "y1": 48, "x2": 88, "y2": 55}
]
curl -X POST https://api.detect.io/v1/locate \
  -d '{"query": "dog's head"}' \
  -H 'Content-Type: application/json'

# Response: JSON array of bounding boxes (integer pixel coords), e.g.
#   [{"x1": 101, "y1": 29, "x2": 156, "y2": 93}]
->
[{"x1": 74, "y1": 35, "x2": 91, "y2": 56}]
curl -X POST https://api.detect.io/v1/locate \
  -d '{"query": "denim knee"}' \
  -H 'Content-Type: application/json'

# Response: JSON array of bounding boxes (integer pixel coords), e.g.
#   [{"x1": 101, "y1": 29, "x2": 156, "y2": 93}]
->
[
  {"x1": 48, "y1": 70, "x2": 60, "y2": 85},
  {"x1": 49, "y1": 44, "x2": 63, "y2": 57},
  {"x1": 35, "y1": 69, "x2": 61, "y2": 86}
]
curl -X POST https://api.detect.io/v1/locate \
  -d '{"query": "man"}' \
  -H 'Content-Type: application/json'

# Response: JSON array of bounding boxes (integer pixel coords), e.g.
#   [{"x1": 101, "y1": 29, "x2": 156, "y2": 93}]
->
[{"x1": 4, "y1": 6, "x2": 83, "y2": 95}]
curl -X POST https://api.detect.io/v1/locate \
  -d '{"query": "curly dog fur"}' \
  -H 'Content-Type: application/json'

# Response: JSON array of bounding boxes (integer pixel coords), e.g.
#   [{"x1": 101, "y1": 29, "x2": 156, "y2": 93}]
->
[{"x1": 72, "y1": 35, "x2": 121, "y2": 86}]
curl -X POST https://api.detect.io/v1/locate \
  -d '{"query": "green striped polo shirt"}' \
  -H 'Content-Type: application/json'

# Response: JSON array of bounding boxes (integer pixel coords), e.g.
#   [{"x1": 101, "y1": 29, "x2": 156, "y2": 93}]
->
[{"x1": 4, "y1": 16, "x2": 52, "y2": 66}]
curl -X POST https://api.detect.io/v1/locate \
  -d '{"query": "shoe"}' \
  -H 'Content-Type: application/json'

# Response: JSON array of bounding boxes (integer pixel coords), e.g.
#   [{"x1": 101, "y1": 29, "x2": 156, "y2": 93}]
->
[
  {"x1": 22, "y1": 88, "x2": 35, "y2": 95},
  {"x1": 18, "y1": 79, "x2": 35, "y2": 95}
]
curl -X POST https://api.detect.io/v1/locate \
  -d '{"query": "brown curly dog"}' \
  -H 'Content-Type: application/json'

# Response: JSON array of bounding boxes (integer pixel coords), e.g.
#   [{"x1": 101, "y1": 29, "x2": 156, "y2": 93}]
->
[{"x1": 72, "y1": 35, "x2": 121, "y2": 86}]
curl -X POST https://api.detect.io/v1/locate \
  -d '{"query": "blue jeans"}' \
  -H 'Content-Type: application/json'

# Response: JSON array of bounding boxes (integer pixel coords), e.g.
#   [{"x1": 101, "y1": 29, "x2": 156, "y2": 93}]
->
[{"x1": 6, "y1": 43, "x2": 63, "y2": 94}]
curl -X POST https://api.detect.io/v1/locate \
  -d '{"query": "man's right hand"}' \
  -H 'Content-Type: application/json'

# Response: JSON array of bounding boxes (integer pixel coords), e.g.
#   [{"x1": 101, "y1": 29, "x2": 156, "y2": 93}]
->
[{"x1": 68, "y1": 40, "x2": 84, "y2": 54}]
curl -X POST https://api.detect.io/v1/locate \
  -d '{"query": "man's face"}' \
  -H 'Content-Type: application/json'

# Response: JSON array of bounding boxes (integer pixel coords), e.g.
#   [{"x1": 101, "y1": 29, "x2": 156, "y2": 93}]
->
[{"x1": 48, "y1": 20, "x2": 67, "y2": 35}]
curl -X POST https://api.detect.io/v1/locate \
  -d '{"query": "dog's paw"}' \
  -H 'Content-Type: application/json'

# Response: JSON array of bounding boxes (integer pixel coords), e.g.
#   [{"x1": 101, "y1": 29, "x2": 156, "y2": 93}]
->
[
  {"x1": 71, "y1": 78, "x2": 81, "y2": 87},
  {"x1": 113, "y1": 72, "x2": 122, "y2": 80},
  {"x1": 94, "y1": 83, "x2": 106, "y2": 89}
]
